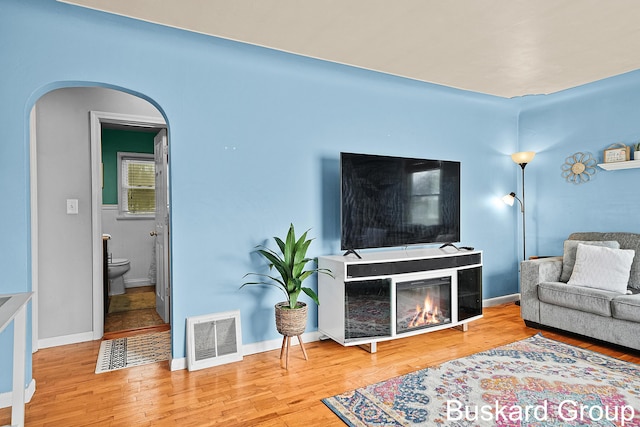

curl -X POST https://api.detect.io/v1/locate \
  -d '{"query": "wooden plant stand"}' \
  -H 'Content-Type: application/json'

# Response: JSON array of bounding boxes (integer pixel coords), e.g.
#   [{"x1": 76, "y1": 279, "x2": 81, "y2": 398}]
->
[
  {"x1": 275, "y1": 301, "x2": 309, "y2": 369},
  {"x1": 279, "y1": 334, "x2": 308, "y2": 369}
]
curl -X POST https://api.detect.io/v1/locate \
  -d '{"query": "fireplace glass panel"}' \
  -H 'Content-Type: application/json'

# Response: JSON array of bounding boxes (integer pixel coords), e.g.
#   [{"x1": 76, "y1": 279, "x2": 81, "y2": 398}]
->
[
  {"x1": 396, "y1": 276, "x2": 451, "y2": 333},
  {"x1": 458, "y1": 266, "x2": 482, "y2": 321},
  {"x1": 344, "y1": 279, "x2": 391, "y2": 340}
]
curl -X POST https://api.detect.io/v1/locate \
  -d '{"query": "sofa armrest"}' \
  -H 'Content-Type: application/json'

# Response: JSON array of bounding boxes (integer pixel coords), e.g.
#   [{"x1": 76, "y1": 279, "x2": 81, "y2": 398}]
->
[{"x1": 520, "y1": 256, "x2": 563, "y2": 323}]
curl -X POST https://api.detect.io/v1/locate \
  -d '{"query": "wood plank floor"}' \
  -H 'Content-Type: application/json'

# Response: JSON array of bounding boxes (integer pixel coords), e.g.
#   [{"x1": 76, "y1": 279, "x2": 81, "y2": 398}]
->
[
  {"x1": 2, "y1": 303, "x2": 639, "y2": 426},
  {"x1": 104, "y1": 286, "x2": 168, "y2": 338}
]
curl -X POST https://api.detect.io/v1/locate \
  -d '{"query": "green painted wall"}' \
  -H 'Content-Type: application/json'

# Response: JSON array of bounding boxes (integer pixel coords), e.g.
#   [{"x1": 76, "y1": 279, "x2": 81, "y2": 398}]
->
[{"x1": 101, "y1": 128, "x2": 155, "y2": 204}]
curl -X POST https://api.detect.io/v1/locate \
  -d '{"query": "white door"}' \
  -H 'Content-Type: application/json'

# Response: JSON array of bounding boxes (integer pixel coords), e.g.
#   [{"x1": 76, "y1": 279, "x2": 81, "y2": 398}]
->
[{"x1": 154, "y1": 129, "x2": 170, "y2": 322}]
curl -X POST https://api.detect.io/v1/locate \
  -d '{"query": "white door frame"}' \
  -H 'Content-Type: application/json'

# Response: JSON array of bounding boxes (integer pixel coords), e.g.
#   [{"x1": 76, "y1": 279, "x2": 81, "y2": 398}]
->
[
  {"x1": 29, "y1": 106, "x2": 39, "y2": 352},
  {"x1": 89, "y1": 111, "x2": 167, "y2": 339}
]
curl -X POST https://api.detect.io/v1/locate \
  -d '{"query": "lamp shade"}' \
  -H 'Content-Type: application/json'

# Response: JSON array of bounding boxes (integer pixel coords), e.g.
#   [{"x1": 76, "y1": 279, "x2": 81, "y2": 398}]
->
[
  {"x1": 511, "y1": 151, "x2": 536, "y2": 164},
  {"x1": 502, "y1": 193, "x2": 516, "y2": 206}
]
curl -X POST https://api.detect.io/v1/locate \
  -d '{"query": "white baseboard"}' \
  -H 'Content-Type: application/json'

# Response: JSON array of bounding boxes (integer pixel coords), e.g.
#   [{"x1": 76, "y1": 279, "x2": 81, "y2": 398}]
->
[
  {"x1": 483, "y1": 294, "x2": 520, "y2": 307},
  {"x1": 0, "y1": 379, "x2": 36, "y2": 409},
  {"x1": 169, "y1": 357, "x2": 186, "y2": 371},
  {"x1": 168, "y1": 331, "x2": 322, "y2": 371},
  {"x1": 243, "y1": 330, "x2": 322, "y2": 356},
  {"x1": 38, "y1": 331, "x2": 95, "y2": 349},
  {"x1": 125, "y1": 278, "x2": 151, "y2": 288}
]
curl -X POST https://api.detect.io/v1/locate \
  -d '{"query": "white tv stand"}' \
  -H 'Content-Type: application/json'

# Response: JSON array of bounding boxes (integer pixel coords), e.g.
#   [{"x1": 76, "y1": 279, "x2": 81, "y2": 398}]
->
[{"x1": 318, "y1": 247, "x2": 482, "y2": 353}]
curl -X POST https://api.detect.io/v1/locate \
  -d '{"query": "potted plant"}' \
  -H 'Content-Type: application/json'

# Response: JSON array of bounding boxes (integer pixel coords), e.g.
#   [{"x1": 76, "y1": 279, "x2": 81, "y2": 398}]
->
[
  {"x1": 635, "y1": 143, "x2": 640, "y2": 161},
  {"x1": 242, "y1": 224, "x2": 332, "y2": 367}
]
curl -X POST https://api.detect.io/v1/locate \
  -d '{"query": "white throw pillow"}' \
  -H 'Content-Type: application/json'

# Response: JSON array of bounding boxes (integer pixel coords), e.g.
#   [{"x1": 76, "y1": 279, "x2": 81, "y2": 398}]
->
[
  {"x1": 567, "y1": 244, "x2": 635, "y2": 293},
  {"x1": 560, "y1": 240, "x2": 620, "y2": 282}
]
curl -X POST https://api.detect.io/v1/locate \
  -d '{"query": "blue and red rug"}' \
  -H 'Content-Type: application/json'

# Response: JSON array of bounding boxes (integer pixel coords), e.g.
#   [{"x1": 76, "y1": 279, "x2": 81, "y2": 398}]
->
[{"x1": 323, "y1": 334, "x2": 640, "y2": 426}]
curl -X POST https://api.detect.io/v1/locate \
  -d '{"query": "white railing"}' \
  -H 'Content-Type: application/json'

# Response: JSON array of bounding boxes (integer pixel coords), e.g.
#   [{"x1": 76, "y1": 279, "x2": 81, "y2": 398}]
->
[{"x1": 0, "y1": 292, "x2": 32, "y2": 427}]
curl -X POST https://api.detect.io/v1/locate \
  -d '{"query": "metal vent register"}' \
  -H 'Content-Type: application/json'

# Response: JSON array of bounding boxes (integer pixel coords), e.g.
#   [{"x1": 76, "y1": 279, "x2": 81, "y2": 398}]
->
[{"x1": 186, "y1": 310, "x2": 243, "y2": 371}]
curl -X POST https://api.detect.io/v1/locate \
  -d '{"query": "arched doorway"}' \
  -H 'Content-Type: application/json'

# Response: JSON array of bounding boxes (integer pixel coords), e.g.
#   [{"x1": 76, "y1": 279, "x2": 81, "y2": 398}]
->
[{"x1": 30, "y1": 86, "x2": 171, "y2": 349}]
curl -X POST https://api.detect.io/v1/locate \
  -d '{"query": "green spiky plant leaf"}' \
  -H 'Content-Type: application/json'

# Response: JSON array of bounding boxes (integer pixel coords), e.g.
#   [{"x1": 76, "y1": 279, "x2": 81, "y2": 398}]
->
[{"x1": 242, "y1": 224, "x2": 333, "y2": 309}]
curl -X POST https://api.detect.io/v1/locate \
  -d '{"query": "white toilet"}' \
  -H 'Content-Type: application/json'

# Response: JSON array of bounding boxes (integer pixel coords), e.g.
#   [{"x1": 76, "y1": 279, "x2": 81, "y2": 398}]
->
[{"x1": 107, "y1": 258, "x2": 130, "y2": 296}]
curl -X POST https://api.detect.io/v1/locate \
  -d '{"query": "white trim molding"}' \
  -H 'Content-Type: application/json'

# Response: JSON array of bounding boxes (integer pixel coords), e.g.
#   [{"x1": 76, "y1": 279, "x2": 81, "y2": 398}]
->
[
  {"x1": 89, "y1": 111, "x2": 166, "y2": 340},
  {"x1": 483, "y1": 294, "x2": 520, "y2": 307},
  {"x1": 0, "y1": 379, "x2": 36, "y2": 409},
  {"x1": 169, "y1": 330, "x2": 322, "y2": 371},
  {"x1": 38, "y1": 331, "x2": 95, "y2": 349},
  {"x1": 30, "y1": 105, "x2": 39, "y2": 353}
]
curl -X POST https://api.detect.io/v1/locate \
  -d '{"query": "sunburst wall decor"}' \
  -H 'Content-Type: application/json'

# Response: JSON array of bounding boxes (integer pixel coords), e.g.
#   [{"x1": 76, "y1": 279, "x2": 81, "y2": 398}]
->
[{"x1": 561, "y1": 152, "x2": 596, "y2": 184}]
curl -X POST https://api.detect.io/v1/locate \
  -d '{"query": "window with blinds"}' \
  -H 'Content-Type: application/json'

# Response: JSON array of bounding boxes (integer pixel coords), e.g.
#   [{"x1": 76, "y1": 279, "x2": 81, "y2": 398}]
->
[{"x1": 118, "y1": 152, "x2": 155, "y2": 216}]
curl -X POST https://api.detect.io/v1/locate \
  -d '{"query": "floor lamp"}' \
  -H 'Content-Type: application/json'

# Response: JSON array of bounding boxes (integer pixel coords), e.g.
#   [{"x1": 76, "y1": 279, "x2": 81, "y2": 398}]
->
[
  {"x1": 503, "y1": 151, "x2": 535, "y2": 261},
  {"x1": 503, "y1": 151, "x2": 535, "y2": 304}
]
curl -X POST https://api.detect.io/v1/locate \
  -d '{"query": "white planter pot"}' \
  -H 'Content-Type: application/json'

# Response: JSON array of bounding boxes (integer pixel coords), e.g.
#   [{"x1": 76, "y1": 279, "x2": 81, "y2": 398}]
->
[{"x1": 635, "y1": 151, "x2": 640, "y2": 161}]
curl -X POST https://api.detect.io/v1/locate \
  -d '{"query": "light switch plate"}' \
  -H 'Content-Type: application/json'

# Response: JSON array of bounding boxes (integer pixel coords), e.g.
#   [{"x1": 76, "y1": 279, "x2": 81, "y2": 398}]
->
[{"x1": 66, "y1": 199, "x2": 78, "y2": 214}]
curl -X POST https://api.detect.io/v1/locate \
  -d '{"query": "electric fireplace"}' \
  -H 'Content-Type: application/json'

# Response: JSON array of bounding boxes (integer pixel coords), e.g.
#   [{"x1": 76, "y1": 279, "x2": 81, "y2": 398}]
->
[
  {"x1": 318, "y1": 248, "x2": 483, "y2": 353},
  {"x1": 343, "y1": 275, "x2": 454, "y2": 339},
  {"x1": 396, "y1": 277, "x2": 451, "y2": 333}
]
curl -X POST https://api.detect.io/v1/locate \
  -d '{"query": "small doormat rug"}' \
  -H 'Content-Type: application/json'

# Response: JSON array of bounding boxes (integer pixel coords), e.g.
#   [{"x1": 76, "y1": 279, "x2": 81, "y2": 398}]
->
[
  {"x1": 323, "y1": 334, "x2": 640, "y2": 426},
  {"x1": 108, "y1": 291, "x2": 156, "y2": 313},
  {"x1": 95, "y1": 330, "x2": 170, "y2": 374}
]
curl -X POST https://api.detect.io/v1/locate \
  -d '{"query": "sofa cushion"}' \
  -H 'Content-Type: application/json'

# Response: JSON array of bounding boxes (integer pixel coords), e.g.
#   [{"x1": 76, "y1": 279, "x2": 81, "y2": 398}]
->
[
  {"x1": 569, "y1": 232, "x2": 640, "y2": 290},
  {"x1": 538, "y1": 281, "x2": 616, "y2": 317},
  {"x1": 560, "y1": 240, "x2": 620, "y2": 282},
  {"x1": 612, "y1": 294, "x2": 640, "y2": 323},
  {"x1": 567, "y1": 244, "x2": 635, "y2": 294}
]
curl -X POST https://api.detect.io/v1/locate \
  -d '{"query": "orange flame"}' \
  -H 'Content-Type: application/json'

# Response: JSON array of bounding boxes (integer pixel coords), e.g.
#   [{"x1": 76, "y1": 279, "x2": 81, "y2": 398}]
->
[{"x1": 408, "y1": 295, "x2": 442, "y2": 327}]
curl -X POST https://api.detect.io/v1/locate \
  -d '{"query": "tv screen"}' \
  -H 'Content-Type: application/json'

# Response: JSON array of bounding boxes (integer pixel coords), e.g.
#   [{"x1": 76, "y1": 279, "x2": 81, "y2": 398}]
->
[{"x1": 341, "y1": 152, "x2": 460, "y2": 251}]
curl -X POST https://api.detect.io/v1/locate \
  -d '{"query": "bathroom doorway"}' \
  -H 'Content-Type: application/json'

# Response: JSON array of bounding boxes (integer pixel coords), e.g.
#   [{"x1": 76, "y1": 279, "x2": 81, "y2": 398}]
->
[{"x1": 91, "y1": 112, "x2": 170, "y2": 337}]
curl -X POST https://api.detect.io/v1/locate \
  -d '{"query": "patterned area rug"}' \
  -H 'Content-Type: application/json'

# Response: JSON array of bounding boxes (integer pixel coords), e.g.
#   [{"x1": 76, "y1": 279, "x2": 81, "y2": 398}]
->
[
  {"x1": 95, "y1": 331, "x2": 170, "y2": 373},
  {"x1": 323, "y1": 334, "x2": 640, "y2": 426}
]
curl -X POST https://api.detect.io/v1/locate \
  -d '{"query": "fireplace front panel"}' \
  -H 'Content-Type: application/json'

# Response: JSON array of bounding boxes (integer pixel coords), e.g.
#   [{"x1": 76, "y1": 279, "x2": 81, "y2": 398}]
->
[
  {"x1": 396, "y1": 276, "x2": 451, "y2": 334},
  {"x1": 344, "y1": 279, "x2": 391, "y2": 340}
]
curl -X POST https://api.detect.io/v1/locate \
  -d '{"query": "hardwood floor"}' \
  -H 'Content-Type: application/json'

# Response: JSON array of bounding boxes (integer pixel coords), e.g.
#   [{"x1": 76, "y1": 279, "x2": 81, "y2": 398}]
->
[
  {"x1": 2, "y1": 303, "x2": 639, "y2": 426},
  {"x1": 104, "y1": 286, "x2": 169, "y2": 339}
]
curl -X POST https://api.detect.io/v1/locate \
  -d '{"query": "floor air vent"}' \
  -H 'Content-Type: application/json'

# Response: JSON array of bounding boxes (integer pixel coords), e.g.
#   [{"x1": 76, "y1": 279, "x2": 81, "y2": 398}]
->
[{"x1": 186, "y1": 310, "x2": 243, "y2": 371}]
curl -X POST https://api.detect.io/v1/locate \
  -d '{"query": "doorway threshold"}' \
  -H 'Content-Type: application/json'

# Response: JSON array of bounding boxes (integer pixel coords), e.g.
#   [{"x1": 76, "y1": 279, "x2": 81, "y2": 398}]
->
[{"x1": 103, "y1": 323, "x2": 170, "y2": 340}]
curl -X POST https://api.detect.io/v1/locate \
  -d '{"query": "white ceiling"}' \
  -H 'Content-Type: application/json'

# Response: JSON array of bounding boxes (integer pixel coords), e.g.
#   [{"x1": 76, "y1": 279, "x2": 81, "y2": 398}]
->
[{"x1": 60, "y1": 0, "x2": 640, "y2": 98}]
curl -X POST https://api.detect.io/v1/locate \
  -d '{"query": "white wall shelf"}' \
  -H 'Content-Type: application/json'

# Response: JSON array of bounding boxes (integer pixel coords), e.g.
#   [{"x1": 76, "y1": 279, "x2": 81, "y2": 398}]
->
[{"x1": 598, "y1": 160, "x2": 640, "y2": 171}]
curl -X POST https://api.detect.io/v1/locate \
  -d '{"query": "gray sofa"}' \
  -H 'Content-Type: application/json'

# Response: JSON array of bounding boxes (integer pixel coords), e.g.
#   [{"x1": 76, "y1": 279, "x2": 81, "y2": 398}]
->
[{"x1": 521, "y1": 232, "x2": 640, "y2": 351}]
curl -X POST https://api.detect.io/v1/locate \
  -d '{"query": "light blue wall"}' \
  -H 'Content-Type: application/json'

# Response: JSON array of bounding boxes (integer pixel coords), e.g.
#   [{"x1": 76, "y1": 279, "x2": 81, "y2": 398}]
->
[
  {"x1": 519, "y1": 70, "x2": 640, "y2": 257},
  {"x1": 2, "y1": 0, "x2": 524, "y2": 393},
  {"x1": 3, "y1": 0, "x2": 639, "y2": 400}
]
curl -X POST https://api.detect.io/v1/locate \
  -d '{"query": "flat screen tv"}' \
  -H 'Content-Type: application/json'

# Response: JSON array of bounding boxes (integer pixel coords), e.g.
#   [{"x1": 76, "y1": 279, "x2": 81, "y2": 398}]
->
[{"x1": 341, "y1": 152, "x2": 460, "y2": 251}]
